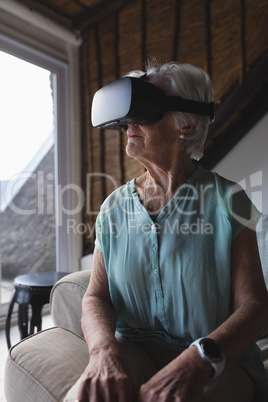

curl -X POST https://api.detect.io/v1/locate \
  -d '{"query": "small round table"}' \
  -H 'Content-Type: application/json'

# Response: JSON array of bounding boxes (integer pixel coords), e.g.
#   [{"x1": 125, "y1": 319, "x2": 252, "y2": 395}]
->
[{"x1": 5, "y1": 271, "x2": 68, "y2": 349}]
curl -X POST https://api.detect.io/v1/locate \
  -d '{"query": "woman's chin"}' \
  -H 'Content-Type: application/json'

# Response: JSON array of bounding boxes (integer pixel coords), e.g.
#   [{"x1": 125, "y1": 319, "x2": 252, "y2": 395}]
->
[{"x1": 126, "y1": 142, "x2": 140, "y2": 158}]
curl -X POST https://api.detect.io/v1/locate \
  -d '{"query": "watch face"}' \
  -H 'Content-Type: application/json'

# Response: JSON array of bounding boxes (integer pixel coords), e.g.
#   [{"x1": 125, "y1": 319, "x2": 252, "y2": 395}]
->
[{"x1": 201, "y1": 338, "x2": 222, "y2": 360}]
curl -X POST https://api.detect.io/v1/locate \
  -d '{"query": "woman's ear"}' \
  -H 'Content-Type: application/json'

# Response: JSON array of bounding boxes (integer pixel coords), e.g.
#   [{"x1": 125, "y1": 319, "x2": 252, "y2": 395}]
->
[{"x1": 179, "y1": 124, "x2": 196, "y2": 139}]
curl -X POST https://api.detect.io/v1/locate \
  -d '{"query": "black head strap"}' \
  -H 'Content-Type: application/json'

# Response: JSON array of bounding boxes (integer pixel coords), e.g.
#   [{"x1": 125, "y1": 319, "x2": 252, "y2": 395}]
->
[
  {"x1": 165, "y1": 96, "x2": 215, "y2": 122},
  {"x1": 139, "y1": 73, "x2": 214, "y2": 122},
  {"x1": 139, "y1": 73, "x2": 148, "y2": 80}
]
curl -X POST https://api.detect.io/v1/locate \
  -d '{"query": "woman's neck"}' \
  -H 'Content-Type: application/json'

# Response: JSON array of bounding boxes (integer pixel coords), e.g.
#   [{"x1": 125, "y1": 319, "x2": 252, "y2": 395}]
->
[{"x1": 136, "y1": 157, "x2": 197, "y2": 219}]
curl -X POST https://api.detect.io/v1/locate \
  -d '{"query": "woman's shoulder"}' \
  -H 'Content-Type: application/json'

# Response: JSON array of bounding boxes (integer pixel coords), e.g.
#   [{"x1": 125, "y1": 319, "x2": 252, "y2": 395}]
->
[
  {"x1": 195, "y1": 166, "x2": 239, "y2": 192},
  {"x1": 196, "y1": 167, "x2": 261, "y2": 233},
  {"x1": 99, "y1": 179, "x2": 134, "y2": 215},
  {"x1": 193, "y1": 166, "x2": 245, "y2": 212}
]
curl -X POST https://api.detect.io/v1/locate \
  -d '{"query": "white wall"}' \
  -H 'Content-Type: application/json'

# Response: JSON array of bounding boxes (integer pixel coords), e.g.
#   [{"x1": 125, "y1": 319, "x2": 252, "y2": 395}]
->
[{"x1": 214, "y1": 113, "x2": 268, "y2": 215}]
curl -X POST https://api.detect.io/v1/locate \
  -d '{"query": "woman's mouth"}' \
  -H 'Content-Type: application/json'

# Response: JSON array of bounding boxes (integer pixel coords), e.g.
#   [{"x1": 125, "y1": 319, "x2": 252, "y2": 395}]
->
[{"x1": 127, "y1": 132, "x2": 143, "y2": 138}]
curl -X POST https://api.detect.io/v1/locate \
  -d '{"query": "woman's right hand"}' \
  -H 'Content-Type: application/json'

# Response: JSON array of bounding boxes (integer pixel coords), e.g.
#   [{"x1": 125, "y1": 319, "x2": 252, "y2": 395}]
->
[{"x1": 76, "y1": 349, "x2": 135, "y2": 402}]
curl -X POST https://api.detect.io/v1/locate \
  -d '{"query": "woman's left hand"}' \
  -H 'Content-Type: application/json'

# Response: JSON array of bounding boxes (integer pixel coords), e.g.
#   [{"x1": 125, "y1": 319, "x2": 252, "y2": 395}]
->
[{"x1": 138, "y1": 347, "x2": 213, "y2": 402}]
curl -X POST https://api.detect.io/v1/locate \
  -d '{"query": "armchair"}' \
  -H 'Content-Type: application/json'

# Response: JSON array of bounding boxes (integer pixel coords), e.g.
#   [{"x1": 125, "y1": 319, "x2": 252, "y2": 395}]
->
[
  {"x1": 4, "y1": 270, "x2": 91, "y2": 402},
  {"x1": 4, "y1": 216, "x2": 268, "y2": 401}
]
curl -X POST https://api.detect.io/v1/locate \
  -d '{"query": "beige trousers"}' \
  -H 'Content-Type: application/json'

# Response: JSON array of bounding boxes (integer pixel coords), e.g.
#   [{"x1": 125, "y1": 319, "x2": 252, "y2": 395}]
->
[{"x1": 65, "y1": 336, "x2": 255, "y2": 402}]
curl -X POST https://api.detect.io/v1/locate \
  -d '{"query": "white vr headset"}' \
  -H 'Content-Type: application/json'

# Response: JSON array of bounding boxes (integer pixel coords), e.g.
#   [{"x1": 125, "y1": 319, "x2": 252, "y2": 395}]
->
[{"x1": 91, "y1": 75, "x2": 215, "y2": 130}]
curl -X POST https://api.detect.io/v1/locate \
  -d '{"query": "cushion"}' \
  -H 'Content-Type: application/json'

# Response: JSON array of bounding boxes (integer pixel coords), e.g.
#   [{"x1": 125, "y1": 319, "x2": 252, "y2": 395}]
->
[
  {"x1": 257, "y1": 215, "x2": 268, "y2": 289},
  {"x1": 257, "y1": 337, "x2": 268, "y2": 382},
  {"x1": 4, "y1": 327, "x2": 88, "y2": 402},
  {"x1": 50, "y1": 270, "x2": 91, "y2": 338}
]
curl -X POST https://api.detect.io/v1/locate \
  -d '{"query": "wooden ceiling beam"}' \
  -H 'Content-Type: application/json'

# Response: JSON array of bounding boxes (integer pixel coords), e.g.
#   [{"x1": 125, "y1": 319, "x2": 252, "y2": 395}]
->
[
  {"x1": 207, "y1": 50, "x2": 268, "y2": 143},
  {"x1": 200, "y1": 51, "x2": 268, "y2": 169},
  {"x1": 200, "y1": 84, "x2": 268, "y2": 169},
  {"x1": 17, "y1": 0, "x2": 74, "y2": 29},
  {"x1": 73, "y1": 0, "x2": 135, "y2": 30}
]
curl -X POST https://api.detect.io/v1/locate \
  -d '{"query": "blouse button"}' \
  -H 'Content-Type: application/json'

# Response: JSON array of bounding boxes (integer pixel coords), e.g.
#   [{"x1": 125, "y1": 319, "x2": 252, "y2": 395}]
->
[{"x1": 154, "y1": 269, "x2": 158, "y2": 274}]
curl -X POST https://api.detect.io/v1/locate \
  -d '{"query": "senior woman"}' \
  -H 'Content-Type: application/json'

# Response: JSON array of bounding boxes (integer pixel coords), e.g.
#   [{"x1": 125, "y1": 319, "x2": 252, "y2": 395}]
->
[{"x1": 66, "y1": 61, "x2": 268, "y2": 402}]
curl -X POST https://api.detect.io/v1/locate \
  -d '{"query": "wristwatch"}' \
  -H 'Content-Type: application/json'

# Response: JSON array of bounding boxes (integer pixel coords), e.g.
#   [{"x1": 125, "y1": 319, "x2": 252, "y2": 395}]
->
[{"x1": 190, "y1": 337, "x2": 225, "y2": 379}]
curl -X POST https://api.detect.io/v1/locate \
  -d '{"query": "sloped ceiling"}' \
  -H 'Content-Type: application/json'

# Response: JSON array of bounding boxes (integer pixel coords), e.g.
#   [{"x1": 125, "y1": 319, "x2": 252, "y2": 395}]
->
[
  {"x1": 21, "y1": 0, "x2": 268, "y2": 165},
  {"x1": 18, "y1": 0, "x2": 268, "y2": 252}
]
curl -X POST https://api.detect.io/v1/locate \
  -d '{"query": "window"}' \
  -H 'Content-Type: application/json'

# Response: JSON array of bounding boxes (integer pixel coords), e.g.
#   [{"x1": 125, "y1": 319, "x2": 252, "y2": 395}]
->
[
  {"x1": 0, "y1": 5, "x2": 82, "y2": 319},
  {"x1": 0, "y1": 51, "x2": 56, "y2": 306}
]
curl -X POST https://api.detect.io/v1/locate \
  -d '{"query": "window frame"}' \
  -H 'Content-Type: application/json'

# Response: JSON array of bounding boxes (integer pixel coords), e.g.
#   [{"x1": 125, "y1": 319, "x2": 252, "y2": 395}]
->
[{"x1": 0, "y1": 4, "x2": 82, "y2": 318}]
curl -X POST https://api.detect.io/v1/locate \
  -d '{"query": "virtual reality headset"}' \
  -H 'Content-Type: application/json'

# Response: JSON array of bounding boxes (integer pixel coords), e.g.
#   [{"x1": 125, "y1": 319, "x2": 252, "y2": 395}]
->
[{"x1": 91, "y1": 76, "x2": 215, "y2": 130}]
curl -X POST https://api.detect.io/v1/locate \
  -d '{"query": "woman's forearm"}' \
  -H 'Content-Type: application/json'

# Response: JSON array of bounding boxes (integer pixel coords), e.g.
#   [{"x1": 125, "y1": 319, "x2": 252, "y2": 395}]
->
[
  {"x1": 208, "y1": 299, "x2": 268, "y2": 368},
  {"x1": 77, "y1": 249, "x2": 136, "y2": 401},
  {"x1": 81, "y1": 293, "x2": 120, "y2": 356},
  {"x1": 212, "y1": 227, "x2": 268, "y2": 369},
  {"x1": 81, "y1": 247, "x2": 121, "y2": 356}
]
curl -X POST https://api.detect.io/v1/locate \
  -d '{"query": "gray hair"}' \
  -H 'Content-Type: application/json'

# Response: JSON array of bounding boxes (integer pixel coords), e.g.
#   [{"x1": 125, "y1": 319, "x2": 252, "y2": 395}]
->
[{"x1": 126, "y1": 60, "x2": 214, "y2": 160}]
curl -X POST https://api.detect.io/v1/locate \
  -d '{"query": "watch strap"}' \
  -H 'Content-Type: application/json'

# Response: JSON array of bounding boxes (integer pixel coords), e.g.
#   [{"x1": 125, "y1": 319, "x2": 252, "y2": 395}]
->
[{"x1": 190, "y1": 337, "x2": 225, "y2": 379}]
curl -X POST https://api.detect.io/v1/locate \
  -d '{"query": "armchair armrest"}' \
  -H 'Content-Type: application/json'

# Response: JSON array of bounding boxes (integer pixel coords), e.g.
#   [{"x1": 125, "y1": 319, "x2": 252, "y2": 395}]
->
[{"x1": 50, "y1": 270, "x2": 91, "y2": 338}]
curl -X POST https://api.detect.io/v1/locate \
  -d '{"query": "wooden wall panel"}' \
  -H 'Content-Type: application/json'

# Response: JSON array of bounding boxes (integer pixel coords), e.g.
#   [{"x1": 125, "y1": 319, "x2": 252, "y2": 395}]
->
[
  {"x1": 210, "y1": 0, "x2": 242, "y2": 102},
  {"x1": 145, "y1": 0, "x2": 175, "y2": 61},
  {"x1": 81, "y1": 29, "x2": 97, "y2": 249},
  {"x1": 87, "y1": 22, "x2": 102, "y2": 220},
  {"x1": 118, "y1": 0, "x2": 145, "y2": 183},
  {"x1": 245, "y1": 0, "x2": 268, "y2": 68},
  {"x1": 80, "y1": 0, "x2": 268, "y2": 252},
  {"x1": 99, "y1": 16, "x2": 118, "y2": 85},
  {"x1": 176, "y1": 0, "x2": 207, "y2": 70},
  {"x1": 118, "y1": 0, "x2": 143, "y2": 74}
]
